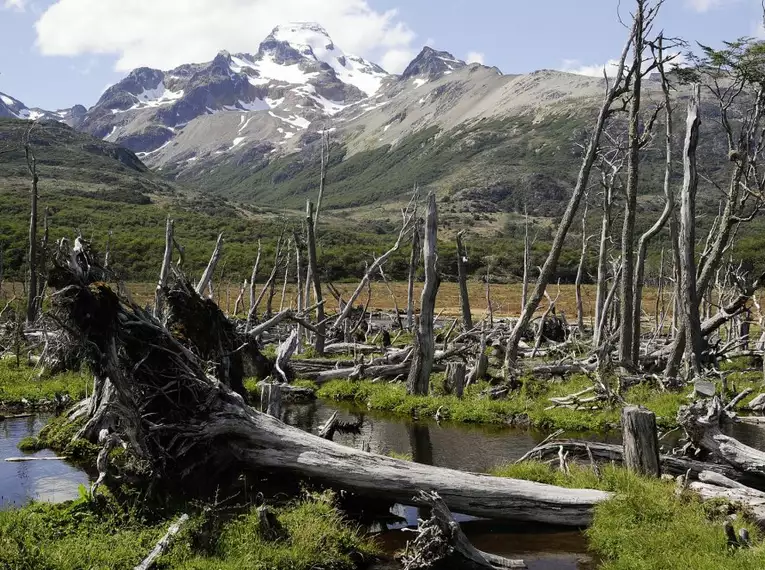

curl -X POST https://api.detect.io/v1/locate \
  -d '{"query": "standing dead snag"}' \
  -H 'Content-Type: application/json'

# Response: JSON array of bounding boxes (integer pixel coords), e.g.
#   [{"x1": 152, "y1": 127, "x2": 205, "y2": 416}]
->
[
  {"x1": 456, "y1": 231, "x2": 472, "y2": 330},
  {"x1": 407, "y1": 194, "x2": 440, "y2": 396},
  {"x1": 677, "y1": 84, "x2": 706, "y2": 377},
  {"x1": 407, "y1": 218, "x2": 421, "y2": 330},
  {"x1": 574, "y1": 200, "x2": 589, "y2": 334},
  {"x1": 305, "y1": 201, "x2": 326, "y2": 354},
  {"x1": 154, "y1": 217, "x2": 174, "y2": 320},
  {"x1": 196, "y1": 233, "x2": 223, "y2": 297},
  {"x1": 24, "y1": 126, "x2": 39, "y2": 324},
  {"x1": 504, "y1": 6, "x2": 638, "y2": 368}
]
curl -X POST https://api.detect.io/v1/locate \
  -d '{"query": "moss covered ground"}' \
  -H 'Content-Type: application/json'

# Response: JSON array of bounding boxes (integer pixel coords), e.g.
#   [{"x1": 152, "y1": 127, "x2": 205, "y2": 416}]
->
[
  {"x1": 0, "y1": 358, "x2": 89, "y2": 407},
  {"x1": 0, "y1": 489, "x2": 377, "y2": 570},
  {"x1": 494, "y1": 461, "x2": 765, "y2": 570}
]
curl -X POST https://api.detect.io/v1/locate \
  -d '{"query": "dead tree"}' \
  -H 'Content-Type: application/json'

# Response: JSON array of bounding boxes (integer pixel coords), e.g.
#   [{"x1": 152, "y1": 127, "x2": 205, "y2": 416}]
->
[
  {"x1": 333, "y1": 196, "x2": 416, "y2": 330},
  {"x1": 154, "y1": 217, "x2": 174, "y2": 320},
  {"x1": 621, "y1": 406, "x2": 660, "y2": 477},
  {"x1": 407, "y1": 222, "x2": 421, "y2": 330},
  {"x1": 196, "y1": 233, "x2": 223, "y2": 297},
  {"x1": 505, "y1": 10, "x2": 638, "y2": 367},
  {"x1": 456, "y1": 231, "x2": 473, "y2": 330},
  {"x1": 407, "y1": 194, "x2": 440, "y2": 396},
  {"x1": 677, "y1": 84, "x2": 706, "y2": 377},
  {"x1": 574, "y1": 199, "x2": 589, "y2": 334},
  {"x1": 248, "y1": 240, "x2": 262, "y2": 316},
  {"x1": 632, "y1": 37, "x2": 677, "y2": 360},
  {"x1": 48, "y1": 249, "x2": 611, "y2": 525},
  {"x1": 306, "y1": 201, "x2": 326, "y2": 354},
  {"x1": 521, "y1": 204, "x2": 530, "y2": 312},
  {"x1": 24, "y1": 127, "x2": 39, "y2": 323}
]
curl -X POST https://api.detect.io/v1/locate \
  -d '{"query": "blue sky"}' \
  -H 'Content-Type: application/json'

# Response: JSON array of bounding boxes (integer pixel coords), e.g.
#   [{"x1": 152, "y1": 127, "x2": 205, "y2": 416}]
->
[{"x1": 0, "y1": 0, "x2": 762, "y2": 110}]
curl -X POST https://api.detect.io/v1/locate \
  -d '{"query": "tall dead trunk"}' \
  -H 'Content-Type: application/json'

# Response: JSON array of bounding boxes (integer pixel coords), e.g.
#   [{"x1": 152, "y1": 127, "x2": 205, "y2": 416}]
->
[
  {"x1": 196, "y1": 233, "x2": 223, "y2": 297},
  {"x1": 632, "y1": 44, "x2": 674, "y2": 360},
  {"x1": 505, "y1": 18, "x2": 636, "y2": 367},
  {"x1": 593, "y1": 170, "x2": 616, "y2": 349},
  {"x1": 406, "y1": 223, "x2": 421, "y2": 330},
  {"x1": 678, "y1": 84, "x2": 706, "y2": 377},
  {"x1": 456, "y1": 231, "x2": 472, "y2": 330},
  {"x1": 25, "y1": 144, "x2": 39, "y2": 324},
  {"x1": 248, "y1": 240, "x2": 262, "y2": 315},
  {"x1": 306, "y1": 201, "x2": 326, "y2": 355},
  {"x1": 521, "y1": 205, "x2": 530, "y2": 312},
  {"x1": 407, "y1": 194, "x2": 440, "y2": 396},
  {"x1": 575, "y1": 200, "x2": 589, "y2": 334},
  {"x1": 154, "y1": 217, "x2": 174, "y2": 320},
  {"x1": 618, "y1": 0, "x2": 645, "y2": 367}
]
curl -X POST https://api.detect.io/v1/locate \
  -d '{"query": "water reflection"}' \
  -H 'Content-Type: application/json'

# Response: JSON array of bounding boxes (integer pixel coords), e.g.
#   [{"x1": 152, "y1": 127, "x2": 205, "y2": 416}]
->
[{"x1": 0, "y1": 415, "x2": 91, "y2": 509}]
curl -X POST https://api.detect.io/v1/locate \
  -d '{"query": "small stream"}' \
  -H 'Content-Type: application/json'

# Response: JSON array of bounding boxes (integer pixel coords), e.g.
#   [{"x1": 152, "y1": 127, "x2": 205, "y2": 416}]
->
[
  {"x1": 4, "y1": 402, "x2": 765, "y2": 569},
  {"x1": 0, "y1": 414, "x2": 90, "y2": 508}
]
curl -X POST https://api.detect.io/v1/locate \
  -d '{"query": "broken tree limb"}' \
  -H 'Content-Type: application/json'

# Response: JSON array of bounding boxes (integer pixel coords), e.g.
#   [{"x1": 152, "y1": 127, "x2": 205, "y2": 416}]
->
[
  {"x1": 621, "y1": 406, "x2": 660, "y2": 477},
  {"x1": 400, "y1": 490, "x2": 526, "y2": 570},
  {"x1": 195, "y1": 233, "x2": 223, "y2": 297},
  {"x1": 153, "y1": 217, "x2": 174, "y2": 320},
  {"x1": 134, "y1": 513, "x2": 190, "y2": 570}
]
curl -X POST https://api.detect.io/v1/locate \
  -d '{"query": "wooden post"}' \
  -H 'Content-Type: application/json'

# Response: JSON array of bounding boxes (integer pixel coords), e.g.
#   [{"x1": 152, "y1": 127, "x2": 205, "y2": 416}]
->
[
  {"x1": 621, "y1": 406, "x2": 660, "y2": 477},
  {"x1": 306, "y1": 201, "x2": 326, "y2": 355},
  {"x1": 456, "y1": 231, "x2": 472, "y2": 330},
  {"x1": 407, "y1": 193, "x2": 440, "y2": 396},
  {"x1": 445, "y1": 362, "x2": 466, "y2": 398}
]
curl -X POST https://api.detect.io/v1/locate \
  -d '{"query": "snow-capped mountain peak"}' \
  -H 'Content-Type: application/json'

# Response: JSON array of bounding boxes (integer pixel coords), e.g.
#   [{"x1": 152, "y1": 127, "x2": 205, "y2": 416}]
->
[{"x1": 0, "y1": 91, "x2": 86, "y2": 125}]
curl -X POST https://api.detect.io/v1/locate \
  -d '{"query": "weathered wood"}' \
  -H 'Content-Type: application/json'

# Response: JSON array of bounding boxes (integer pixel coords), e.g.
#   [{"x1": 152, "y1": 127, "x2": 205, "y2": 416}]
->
[
  {"x1": 676, "y1": 83, "x2": 705, "y2": 377},
  {"x1": 400, "y1": 490, "x2": 526, "y2": 569},
  {"x1": 406, "y1": 220, "x2": 421, "y2": 330},
  {"x1": 621, "y1": 406, "x2": 660, "y2": 477},
  {"x1": 274, "y1": 329, "x2": 299, "y2": 383},
  {"x1": 456, "y1": 231, "x2": 473, "y2": 330},
  {"x1": 306, "y1": 201, "x2": 326, "y2": 354},
  {"x1": 445, "y1": 362, "x2": 466, "y2": 398},
  {"x1": 195, "y1": 233, "x2": 223, "y2": 297},
  {"x1": 698, "y1": 470, "x2": 751, "y2": 490},
  {"x1": 134, "y1": 513, "x2": 189, "y2": 570},
  {"x1": 319, "y1": 411, "x2": 340, "y2": 440},
  {"x1": 5, "y1": 456, "x2": 66, "y2": 462},
  {"x1": 408, "y1": 194, "x2": 440, "y2": 396},
  {"x1": 154, "y1": 217, "x2": 174, "y2": 320},
  {"x1": 466, "y1": 326, "x2": 488, "y2": 386},
  {"x1": 687, "y1": 482, "x2": 765, "y2": 527},
  {"x1": 260, "y1": 383, "x2": 282, "y2": 418}
]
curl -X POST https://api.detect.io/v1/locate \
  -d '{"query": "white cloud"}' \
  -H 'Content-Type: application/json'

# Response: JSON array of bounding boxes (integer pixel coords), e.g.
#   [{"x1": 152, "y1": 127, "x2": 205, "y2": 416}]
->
[
  {"x1": 466, "y1": 51, "x2": 485, "y2": 65},
  {"x1": 34, "y1": 0, "x2": 416, "y2": 73},
  {"x1": 685, "y1": 0, "x2": 739, "y2": 12},
  {"x1": 2, "y1": 0, "x2": 27, "y2": 11},
  {"x1": 381, "y1": 48, "x2": 417, "y2": 74},
  {"x1": 560, "y1": 58, "x2": 621, "y2": 77}
]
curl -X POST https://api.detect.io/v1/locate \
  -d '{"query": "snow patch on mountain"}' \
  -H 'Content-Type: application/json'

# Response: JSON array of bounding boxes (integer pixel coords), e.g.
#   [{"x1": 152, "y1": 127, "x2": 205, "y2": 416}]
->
[{"x1": 271, "y1": 22, "x2": 387, "y2": 95}]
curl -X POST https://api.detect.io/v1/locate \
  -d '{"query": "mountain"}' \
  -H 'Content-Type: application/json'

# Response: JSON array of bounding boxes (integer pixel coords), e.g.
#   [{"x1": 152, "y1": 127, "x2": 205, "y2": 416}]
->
[
  {"x1": 78, "y1": 22, "x2": 389, "y2": 164},
  {"x1": 0, "y1": 91, "x2": 86, "y2": 127}
]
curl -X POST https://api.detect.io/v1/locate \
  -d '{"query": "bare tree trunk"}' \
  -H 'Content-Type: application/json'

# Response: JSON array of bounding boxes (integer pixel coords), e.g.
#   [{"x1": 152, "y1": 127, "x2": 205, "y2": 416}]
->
[
  {"x1": 154, "y1": 217, "x2": 174, "y2": 320},
  {"x1": 407, "y1": 194, "x2": 440, "y2": 396},
  {"x1": 294, "y1": 236, "x2": 304, "y2": 351},
  {"x1": 279, "y1": 243, "x2": 292, "y2": 313},
  {"x1": 505, "y1": 21, "x2": 636, "y2": 367},
  {"x1": 249, "y1": 240, "x2": 262, "y2": 314},
  {"x1": 456, "y1": 231, "x2": 473, "y2": 330},
  {"x1": 622, "y1": 406, "x2": 660, "y2": 477},
  {"x1": 593, "y1": 174, "x2": 615, "y2": 349},
  {"x1": 575, "y1": 200, "x2": 589, "y2": 334},
  {"x1": 196, "y1": 233, "x2": 223, "y2": 297},
  {"x1": 25, "y1": 144, "x2": 39, "y2": 324},
  {"x1": 306, "y1": 201, "x2": 326, "y2": 355},
  {"x1": 678, "y1": 84, "x2": 706, "y2": 377},
  {"x1": 521, "y1": 205, "x2": 530, "y2": 312},
  {"x1": 632, "y1": 36, "x2": 675, "y2": 360},
  {"x1": 407, "y1": 223, "x2": 421, "y2": 330},
  {"x1": 619, "y1": 0, "x2": 646, "y2": 367}
]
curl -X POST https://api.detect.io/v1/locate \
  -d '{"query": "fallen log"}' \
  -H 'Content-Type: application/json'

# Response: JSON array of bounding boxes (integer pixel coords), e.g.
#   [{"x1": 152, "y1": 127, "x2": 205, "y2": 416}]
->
[
  {"x1": 48, "y1": 253, "x2": 610, "y2": 526},
  {"x1": 686, "y1": 482, "x2": 765, "y2": 527},
  {"x1": 516, "y1": 440, "x2": 765, "y2": 488},
  {"x1": 134, "y1": 513, "x2": 189, "y2": 570}
]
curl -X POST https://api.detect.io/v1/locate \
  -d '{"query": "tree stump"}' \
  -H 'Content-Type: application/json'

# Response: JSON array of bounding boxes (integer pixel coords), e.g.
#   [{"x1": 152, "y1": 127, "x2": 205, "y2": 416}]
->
[
  {"x1": 445, "y1": 362, "x2": 466, "y2": 398},
  {"x1": 621, "y1": 406, "x2": 660, "y2": 477},
  {"x1": 260, "y1": 382, "x2": 282, "y2": 418}
]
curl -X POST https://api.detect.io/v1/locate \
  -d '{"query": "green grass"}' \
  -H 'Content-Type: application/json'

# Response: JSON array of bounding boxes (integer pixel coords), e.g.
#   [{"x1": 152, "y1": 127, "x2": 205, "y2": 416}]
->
[
  {"x1": 17, "y1": 436, "x2": 46, "y2": 452},
  {"x1": 0, "y1": 489, "x2": 376, "y2": 570},
  {"x1": 492, "y1": 462, "x2": 765, "y2": 570},
  {"x1": 0, "y1": 359, "x2": 89, "y2": 405},
  {"x1": 317, "y1": 374, "x2": 694, "y2": 431}
]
